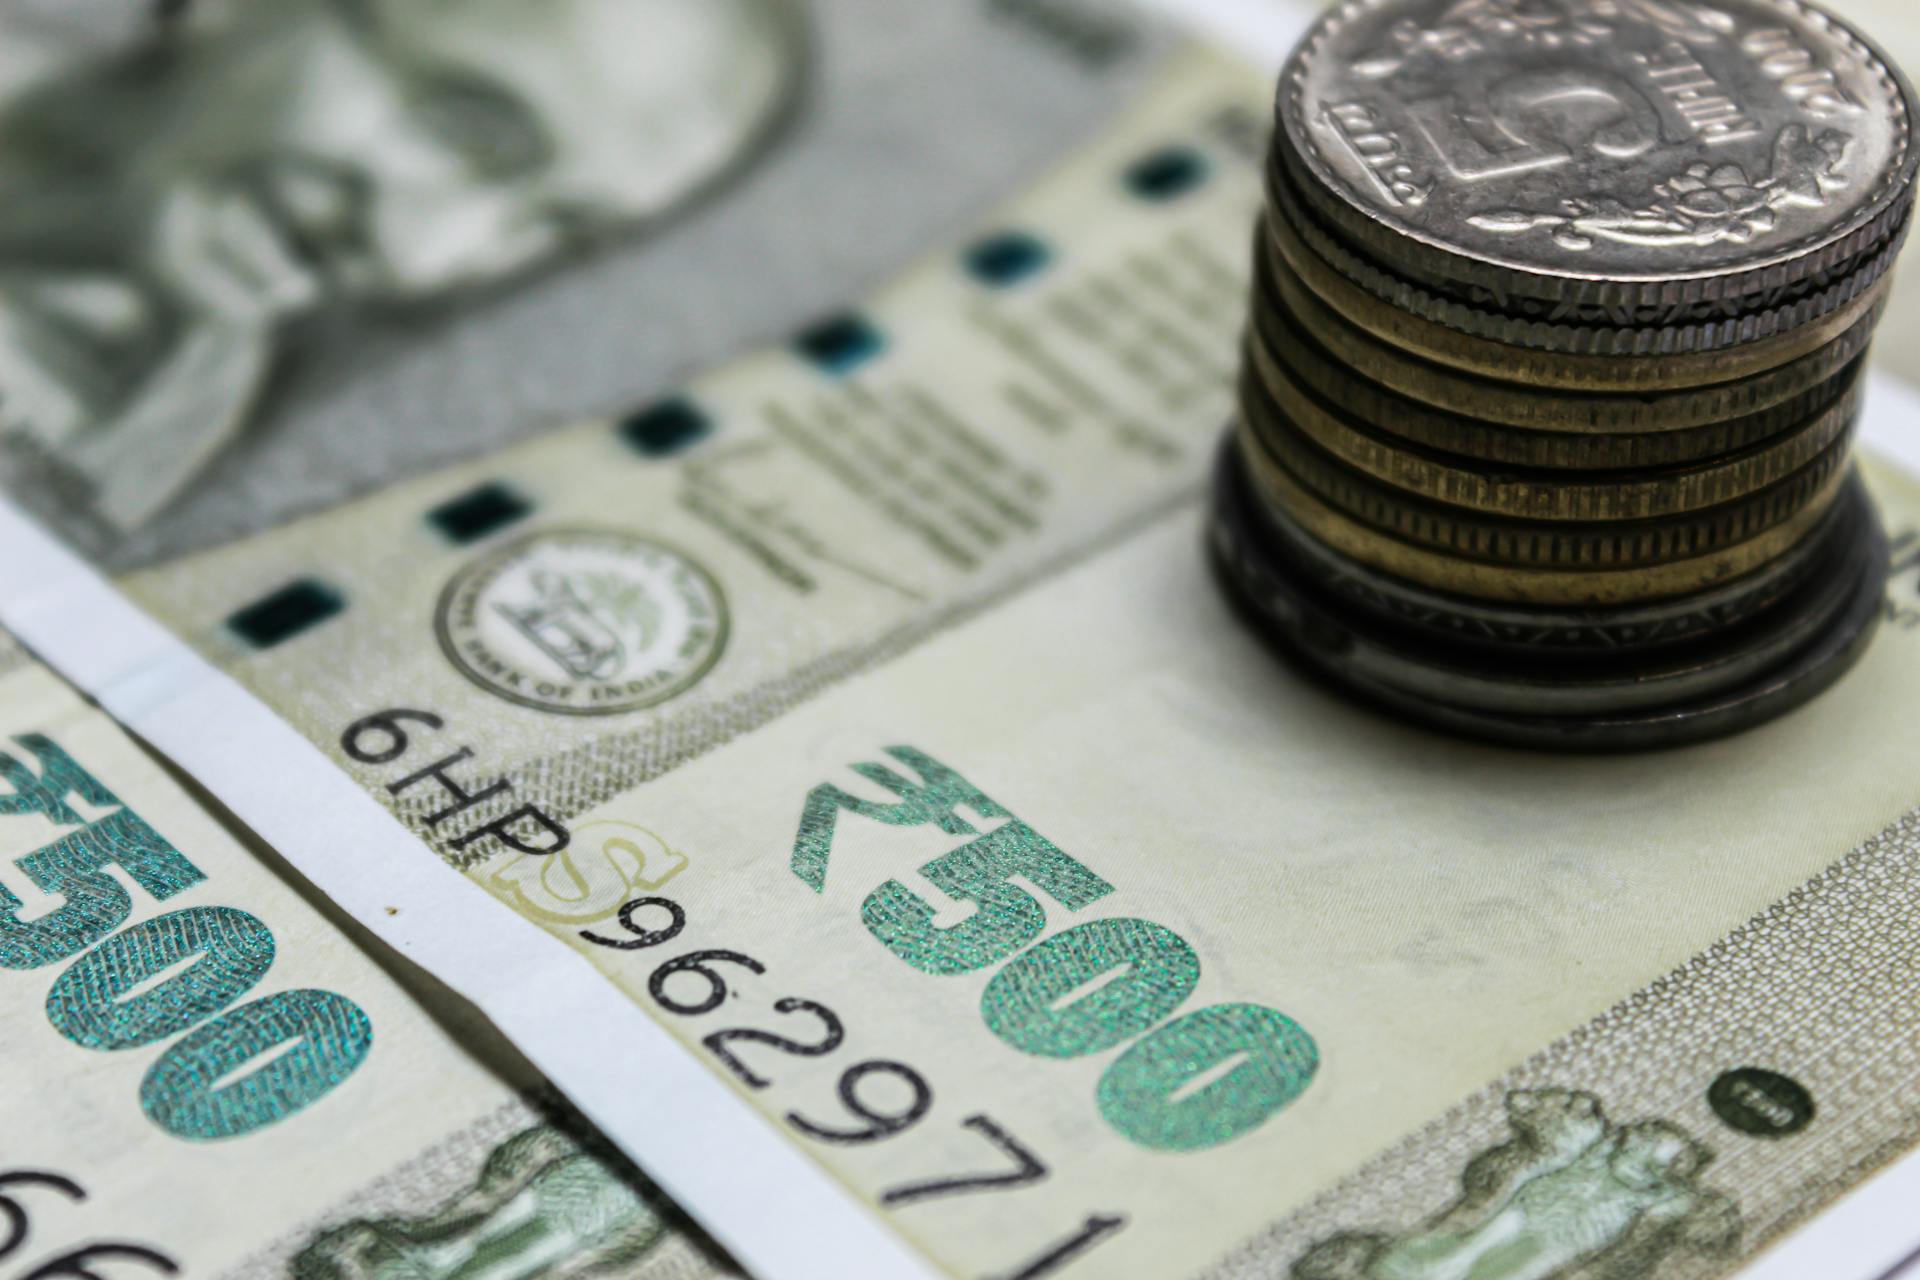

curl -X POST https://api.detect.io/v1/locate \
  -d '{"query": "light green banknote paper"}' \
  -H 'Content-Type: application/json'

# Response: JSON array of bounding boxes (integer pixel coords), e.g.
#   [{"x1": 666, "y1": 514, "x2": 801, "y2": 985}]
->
[
  {"x1": 93, "y1": 29, "x2": 1920, "y2": 1280},
  {"x1": 0, "y1": 629, "x2": 737, "y2": 1280},
  {"x1": 558, "y1": 457, "x2": 1920, "y2": 1280},
  {"x1": 98, "y1": 43, "x2": 1274, "y2": 1278},
  {"x1": 120, "y1": 45, "x2": 1266, "y2": 841}
]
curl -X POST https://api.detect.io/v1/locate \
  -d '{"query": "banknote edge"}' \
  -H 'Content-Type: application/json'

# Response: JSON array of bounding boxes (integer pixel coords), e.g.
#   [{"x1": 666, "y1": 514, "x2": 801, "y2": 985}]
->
[{"x1": 0, "y1": 498, "x2": 943, "y2": 1280}]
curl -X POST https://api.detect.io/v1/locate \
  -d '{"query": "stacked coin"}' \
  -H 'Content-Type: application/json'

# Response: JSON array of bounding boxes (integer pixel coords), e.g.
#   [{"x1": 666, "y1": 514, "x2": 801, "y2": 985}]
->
[{"x1": 1212, "y1": 0, "x2": 1918, "y2": 749}]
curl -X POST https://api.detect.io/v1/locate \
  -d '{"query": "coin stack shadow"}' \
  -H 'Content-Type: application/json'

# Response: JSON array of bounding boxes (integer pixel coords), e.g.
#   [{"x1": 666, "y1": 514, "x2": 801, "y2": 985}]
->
[{"x1": 1212, "y1": 0, "x2": 1919, "y2": 750}]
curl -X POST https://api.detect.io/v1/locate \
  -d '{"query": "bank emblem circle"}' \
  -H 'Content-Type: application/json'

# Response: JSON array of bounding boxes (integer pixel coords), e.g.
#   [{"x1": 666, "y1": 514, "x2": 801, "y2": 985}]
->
[{"x1": 437, "y1": 529, "x2": 727, "y2": 715}]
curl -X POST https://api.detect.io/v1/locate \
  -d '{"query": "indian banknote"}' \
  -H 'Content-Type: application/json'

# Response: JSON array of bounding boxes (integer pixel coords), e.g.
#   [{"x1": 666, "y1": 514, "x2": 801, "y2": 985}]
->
[
  {"x1": 0, "y1": 626, "x2": 737, "y2": 1280},
  {"x1": 114, "y1": 45, "x2": 1265, "y2": 831},
  {"x1": 0, "y1": 0, "x2": 1174, "y2": 566},
  {"x1": 54, "y1": 24, "x2": 1920, "y2": 1280},
  {"x1": 0, "y1": 3, "x2": 1221, "y2": 1274},
  {"x1": 110, "y1": 423, "x2": 1920, "y2": 1280},
  {"x1": 2, "y1": 33, "x2": 1275, "y2": 1277},
  {"x1": 105, "y1": 442, "x2": 1920, "y2": 1280},
  {"x1": 0, "y1": 0, "x2": 799, "y2": 541},
  {"x1": 9, "y1": 2, "x2": 1920, "y2": 1278}
]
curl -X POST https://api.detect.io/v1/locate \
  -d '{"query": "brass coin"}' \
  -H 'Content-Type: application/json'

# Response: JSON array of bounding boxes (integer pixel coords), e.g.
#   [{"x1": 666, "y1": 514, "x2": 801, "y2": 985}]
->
[
  {"x1": 1211, "y1": 447, "x2": 1890, "y2": 751},
  {"x1": 1240, "y1": 342, "x2": 1864, "y2": 520},
  {"x1": 1263, "y1": 206, "x2": 1893, "y2": 390},
  {"x1": 1252, "y1": 240, "x2": 1884, "y2": 434},
  {"x1": 1217, "y1": 467, "x2": 1871, "y2": 717},
  {"x1": 1248, "y1": 266, "x2": 1866, "y2": 470},
  {"x1": 1231, "y1": 434, "x2": 1856, "y2": 605},
  {"x1": 1237, "y1": 462, "x2": 1860, "y2": 657},
  {"x1": 1239, "y1": 404, "x2": 1853, "y2": 568}
]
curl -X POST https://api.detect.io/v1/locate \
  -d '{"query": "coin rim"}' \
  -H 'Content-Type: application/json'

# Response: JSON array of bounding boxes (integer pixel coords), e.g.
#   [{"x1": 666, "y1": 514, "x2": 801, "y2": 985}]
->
[
  {"x1": 1265, "y1": 158, "x2": 1912, "y2": 357},
  {"x1": 1230, "y1": 432, "x2": 1855, "y2": 603},
  {"x1": 1235, "y1": 459, "x2": 1859, "y2": 654},
  {"x1": 1250, "y1": 236, "x2": 1883, "y2": 432},
  {"x1": 1263, "y1": 204, "x2": 1896, "y2": 385},
  {"x1": 1237, "y1": 401, "x2": 1856, "y2": 568},
  {"x1": 1215, "y1": 499, "x2": 1864, "y2": 716},
  {"x1": 1241, "y1": 341, "x2": 1865, "y2": 519},
  {"x1": 1210, "y1": 445, "x2": 1890, "y2": 749},
  {"x1": 1246, "y1": 286, "x2": 1868, "y2": 474}
]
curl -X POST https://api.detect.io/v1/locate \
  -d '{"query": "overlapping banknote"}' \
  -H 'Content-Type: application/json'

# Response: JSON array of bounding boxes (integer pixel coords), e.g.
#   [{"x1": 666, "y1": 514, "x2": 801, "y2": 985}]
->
[
  {"x1": 8, "y1": 1, "x2": 1920, "y2": 1278},
  {"x1": 0, "y1": 627, "x2": 738, "y2": 1279}
]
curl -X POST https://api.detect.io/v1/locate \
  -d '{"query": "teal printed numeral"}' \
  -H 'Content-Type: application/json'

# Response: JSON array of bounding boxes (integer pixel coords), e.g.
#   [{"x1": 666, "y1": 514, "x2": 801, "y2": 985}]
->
[
  {"x1": 980, "y1": 918, "x2": 1199, "y2": 1058},
  {"x1": 142, "y1": 989, "x2": 374, "y2": 1140},
  {"x1": 3, "y1": 735, "x2": 373, "y2": 1140},
  {"x1": 46, "y1": 907, "x2": 276, "y2": 1050},
  {"x1": 1095, "y1": 1004, "x2": 1319, "y2": 1151},
  {"x1": 791, "y1": 747, "x2": 1010, "y2": 892},
  {"x1": 862, "y1": 820, "x2": 1112, "y2": 976},
  {"x1": 804, "y1": 747, "x2": 1318, "y2": 1152},
  {"x1": 0, "y1": 734, "x2": 120, "y2": 824},
  {"x1": 0, "y1": 805, "x2": 205, "y2": 971}
]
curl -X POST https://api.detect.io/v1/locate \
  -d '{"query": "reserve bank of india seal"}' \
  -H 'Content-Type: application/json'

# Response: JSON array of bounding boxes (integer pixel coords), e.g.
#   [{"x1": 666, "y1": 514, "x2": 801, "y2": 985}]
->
[{"x1": 436, "y1": 529, "x2": 727, "y2": 715}]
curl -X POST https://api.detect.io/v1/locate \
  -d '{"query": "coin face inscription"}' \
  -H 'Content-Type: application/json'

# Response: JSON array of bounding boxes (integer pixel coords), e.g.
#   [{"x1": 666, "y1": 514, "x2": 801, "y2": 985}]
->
[
  {"x1": 437, "y1": 529, "x2": 727, "y2": 715},
  {"x1": 1282, "y1": 0, "x2": 1916, "y2": 289}
]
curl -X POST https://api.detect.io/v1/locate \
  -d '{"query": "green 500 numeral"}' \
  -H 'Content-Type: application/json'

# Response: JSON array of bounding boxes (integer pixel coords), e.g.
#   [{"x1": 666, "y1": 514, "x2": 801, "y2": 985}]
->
[
  {"x1": 45, "y1": 905, "x2": 373, "y2": 1139},
  {"x1": 838, "y1": 780, "x2": 1317, "y2": 1152},
  {"x1": 1, "y1": 737, "x2": 371, "y2": 1141},
  {"x1": 984, "y1": 922, "x2": 1317, "y2": 1151}
]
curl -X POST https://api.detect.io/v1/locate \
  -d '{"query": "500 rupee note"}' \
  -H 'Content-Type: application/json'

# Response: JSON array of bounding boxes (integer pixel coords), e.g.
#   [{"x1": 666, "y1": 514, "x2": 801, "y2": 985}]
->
[
  {"x1": 0, "y1": 629, "x2": 735, "y2": 1280},
  {"x1": 264, "y1": 451, "x2": 1920, "y2": 1280},
  {"x1": 12, "y1": 41, "x2": 1274, "y2": 1279},
  {"x1": 14, "y1": 14, "x2": 1920, "y2": 1280},
  {"x1": 96, "y1": 438, "x2": 1920, "y2": 1280},
  {"x1": 117, "y1": 46, "x2": 1269, "y2": 888}
]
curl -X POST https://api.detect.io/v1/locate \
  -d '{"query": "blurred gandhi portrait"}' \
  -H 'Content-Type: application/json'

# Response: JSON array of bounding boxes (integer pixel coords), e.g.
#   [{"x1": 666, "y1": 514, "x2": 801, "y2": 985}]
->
[{"x1": 0, "y1": 0, "x2": 799, "y2": 533}]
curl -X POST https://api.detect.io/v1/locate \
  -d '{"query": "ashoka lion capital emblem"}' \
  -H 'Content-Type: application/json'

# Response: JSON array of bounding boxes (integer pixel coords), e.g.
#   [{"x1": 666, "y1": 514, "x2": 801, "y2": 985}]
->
[
  {"x1": 436, "y1": 528, "x2": 727, "y2": 715},
  {"x1": 1292, "y1": 1087, "x2": 1740, "y2": 1280}
]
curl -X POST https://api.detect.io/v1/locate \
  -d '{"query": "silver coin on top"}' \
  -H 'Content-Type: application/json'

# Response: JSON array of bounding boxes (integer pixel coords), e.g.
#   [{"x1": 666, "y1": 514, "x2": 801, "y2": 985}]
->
[{"x1": 1278, "y1": 0, "x2": 1919, "y2": 312}]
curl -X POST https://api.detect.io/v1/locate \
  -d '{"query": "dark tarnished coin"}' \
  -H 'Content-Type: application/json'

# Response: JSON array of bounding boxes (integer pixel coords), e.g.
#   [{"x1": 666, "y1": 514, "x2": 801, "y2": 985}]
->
[
  {"x1": 1276, "y1": 0, "x2": 1919, "y2": 315},
  {"x1": 1238, "y1": 451, "x2": 1866, "y2": 656},
  {"x1": 1232, "y1": 523, "x2": 1860, "y2": 715},
  {"x1": 1210, "y1": 441, "x2": 1889, "y2": 751}
]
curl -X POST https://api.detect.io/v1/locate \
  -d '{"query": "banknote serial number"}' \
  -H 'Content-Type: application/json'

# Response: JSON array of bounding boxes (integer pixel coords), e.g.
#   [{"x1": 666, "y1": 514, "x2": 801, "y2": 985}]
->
[
  {"x1": 791, "y1": 746, "x2": 1321, "y2": 1154},
  {"x1": 0, "y1": 1165, "x2": 177, "y2": 1280},
  {"x1": 340, "y1": 709, "x2": 572, "y2": 858},
  {"x1": 580, "y1": 893, "x2": 1124, "y2": 1279},
  {"x1": 0, "y1": 735, "x2": 373, "y2": 1141}
]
